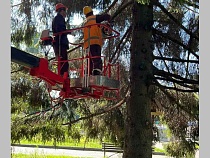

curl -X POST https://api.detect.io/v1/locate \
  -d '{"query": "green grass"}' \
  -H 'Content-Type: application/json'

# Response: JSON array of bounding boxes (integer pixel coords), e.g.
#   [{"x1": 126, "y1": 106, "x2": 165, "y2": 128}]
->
[
  {"x1": 11, "y1": 153, "x2": 90, "y2": 158},
  {"x1": 18, "y1": 138, "x2": 101, "y2": 149},
  {"x1": 17, "y1": 139, "x2": 166, "y2": 154},
  {"x1": 154, "y1": 147, "x2": 165, "y2": 153}
]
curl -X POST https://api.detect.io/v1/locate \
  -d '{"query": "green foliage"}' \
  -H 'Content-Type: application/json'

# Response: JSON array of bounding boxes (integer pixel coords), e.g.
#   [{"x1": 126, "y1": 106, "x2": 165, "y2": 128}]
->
[
  {"x1": 11, "y1": 25, "x2": 36, "y2": 47},
  {"x1": 40, "y1": 122, "x2": 66, "y2": 146},
  {"x1": 66, "y1": 125, "x2": 82, "y2": 144},
  {"x1": 11, "y1": 119, "x2": 66, "y2": 146},
  {"x1": 11, "y1": 29, "x2": 25, "y2": 47},
  {"x1": 165, "y1": 141, "x2": 197, "y2": 158},
  {"x1": 136, "y1": 0, "x2": 150, "y2": 5},
  {"x1": 11, "y1": 79, "x2": 50, "y2": 108}
]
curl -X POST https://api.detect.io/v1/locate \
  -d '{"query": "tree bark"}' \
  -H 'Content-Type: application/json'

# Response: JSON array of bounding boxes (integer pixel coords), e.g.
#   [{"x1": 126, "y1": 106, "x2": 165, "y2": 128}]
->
[{"x1": 123, "y1": 1, "x2": 154, "y2": 158}]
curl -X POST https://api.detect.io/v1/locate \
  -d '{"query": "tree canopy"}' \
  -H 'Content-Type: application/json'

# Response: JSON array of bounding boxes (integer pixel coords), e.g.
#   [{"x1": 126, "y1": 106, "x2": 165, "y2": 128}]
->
[{"x1": 11, "y1": 0, "x2": 199, "y2": 157}]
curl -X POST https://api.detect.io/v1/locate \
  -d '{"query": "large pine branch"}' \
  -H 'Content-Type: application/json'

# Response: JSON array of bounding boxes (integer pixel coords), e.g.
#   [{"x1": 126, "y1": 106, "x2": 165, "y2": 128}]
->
[
  {"x1": 154, "y1": 77, "x2": 198, "y2": 92},
  {"x1": 155, "y1": 80, "x2": 199, "y2": 120},
  {"x1": 111, "y1": 25, "x2": 132, "y2": 63},
  {"x1": 153, "y1": 67, "x2": 198, "y2": 84}
]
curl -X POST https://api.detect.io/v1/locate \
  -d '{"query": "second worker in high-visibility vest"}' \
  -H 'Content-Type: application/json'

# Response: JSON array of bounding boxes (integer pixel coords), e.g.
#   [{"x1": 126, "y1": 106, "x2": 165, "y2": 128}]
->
[{"x1": 82, "y1": 6, "x2": 111, "y2": 75}]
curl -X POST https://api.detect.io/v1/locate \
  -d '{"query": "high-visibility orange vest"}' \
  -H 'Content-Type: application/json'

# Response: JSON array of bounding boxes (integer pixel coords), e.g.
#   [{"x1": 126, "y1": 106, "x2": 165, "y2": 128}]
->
[{"x1": 83, "y1": 15, "x2": 103, "y2": 49}]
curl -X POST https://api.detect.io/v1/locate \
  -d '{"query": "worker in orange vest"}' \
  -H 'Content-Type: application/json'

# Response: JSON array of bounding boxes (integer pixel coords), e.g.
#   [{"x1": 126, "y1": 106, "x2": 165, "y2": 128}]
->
[{"x1": 82, "y1": 6, "x2": 111, "y2": 75}]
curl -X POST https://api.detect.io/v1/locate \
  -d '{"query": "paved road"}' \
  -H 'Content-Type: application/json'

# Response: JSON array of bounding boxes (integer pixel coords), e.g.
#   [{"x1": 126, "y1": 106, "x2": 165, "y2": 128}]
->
[{"x1": 11, "y1": 146, "x2": 170, "y2": 158}]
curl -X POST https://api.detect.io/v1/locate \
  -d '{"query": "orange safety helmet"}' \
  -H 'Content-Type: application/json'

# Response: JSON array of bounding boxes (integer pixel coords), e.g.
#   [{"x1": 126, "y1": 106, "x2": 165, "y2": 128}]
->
[
  {"x1": 55, "y1": 3, "x2": 68, "y2": 12},
  {"x1": 83, "y1": 6, "x2": 92, "y2": 15}
]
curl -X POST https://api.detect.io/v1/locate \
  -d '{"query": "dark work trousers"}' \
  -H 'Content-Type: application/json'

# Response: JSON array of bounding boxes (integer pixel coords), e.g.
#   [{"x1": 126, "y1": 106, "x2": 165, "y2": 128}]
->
[
  {"x1": 89, "y1": 44, "x2": 102, "y2": 75},
  {"x1": 53, "y1": 44, "x2": 69, "y2": 77}
]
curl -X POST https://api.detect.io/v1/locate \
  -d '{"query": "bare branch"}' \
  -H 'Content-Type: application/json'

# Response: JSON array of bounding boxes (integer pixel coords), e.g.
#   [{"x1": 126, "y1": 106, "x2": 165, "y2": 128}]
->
[
  {"x1": 154, "y1": 56, "x2": 198, "y2": 64},
  {"x1": 11, "y1": 2, "x2": 24, "y2": 8},
  {"x1": 154, "y1": 77, "x2": 199, "y2": 92},
  {"x1": 153, "y1": 67, "x2": 199, "y2": 85},
  {"x1": 111, "y1": 25, "x2": 132, "y2": 63},
  {"x1": 184, "y1": 1, "x2": 199, "y2": 9}
]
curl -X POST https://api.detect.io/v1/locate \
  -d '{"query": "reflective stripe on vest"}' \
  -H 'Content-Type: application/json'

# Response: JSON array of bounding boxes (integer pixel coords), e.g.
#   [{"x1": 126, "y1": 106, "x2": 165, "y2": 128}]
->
[{"x1": 83, "y1": 15, "x2": 103, "y2": 49}]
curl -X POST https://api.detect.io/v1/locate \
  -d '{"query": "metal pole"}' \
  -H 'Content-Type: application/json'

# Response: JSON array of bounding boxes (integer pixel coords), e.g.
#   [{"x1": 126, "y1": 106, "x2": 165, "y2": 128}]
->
[
  {"x1": 83, "y1": 26, "x2": 91, "y2": 88},
  {"x1": 57, "y1": 34, "x2": 61, "y2": 76}
]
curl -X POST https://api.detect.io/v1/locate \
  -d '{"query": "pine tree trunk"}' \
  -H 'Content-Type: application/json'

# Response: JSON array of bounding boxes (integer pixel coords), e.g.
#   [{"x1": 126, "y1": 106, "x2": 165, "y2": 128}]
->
[{"x1": 123, "y1": 1, "x2": 154, "y2": 158}]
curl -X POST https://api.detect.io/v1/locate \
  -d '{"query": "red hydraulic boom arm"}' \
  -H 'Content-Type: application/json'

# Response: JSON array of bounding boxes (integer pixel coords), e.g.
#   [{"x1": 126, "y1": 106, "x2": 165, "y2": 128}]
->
[{"x1": 11, "y1": 46, "x2": 65, "y2": 86}]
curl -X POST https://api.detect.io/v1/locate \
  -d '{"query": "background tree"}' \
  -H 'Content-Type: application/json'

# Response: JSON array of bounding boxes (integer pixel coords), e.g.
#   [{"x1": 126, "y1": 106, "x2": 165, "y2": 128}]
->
[{"x1": 11, "y1": 0, "x2": 199, "y2": 157}]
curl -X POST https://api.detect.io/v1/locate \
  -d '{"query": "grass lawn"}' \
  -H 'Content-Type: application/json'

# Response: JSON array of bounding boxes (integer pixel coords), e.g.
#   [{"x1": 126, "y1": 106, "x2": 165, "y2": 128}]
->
[
  {"x1": 11, "y1": 153, "x2": 90, "y2": 158},
  {"x1": 18, "y1": 138, "x2": 102, "y2": 149},
  {"x1": 154, "y1": 148, "x2": 165, "y2": 153},
  {"x1": 14, "y1": 139, "x2": 167, "y2": 155}
]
